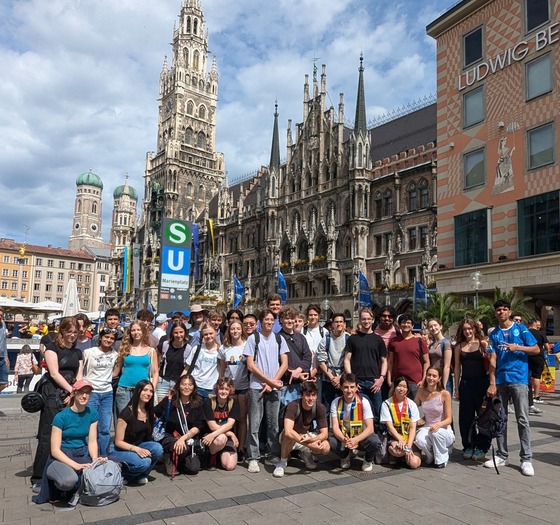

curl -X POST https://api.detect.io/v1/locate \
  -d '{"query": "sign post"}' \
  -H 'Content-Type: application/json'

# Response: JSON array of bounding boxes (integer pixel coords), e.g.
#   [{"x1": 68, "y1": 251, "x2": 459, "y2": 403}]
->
[{"x1": 158, "y1": 218, "x2": 192, "y2": 314}]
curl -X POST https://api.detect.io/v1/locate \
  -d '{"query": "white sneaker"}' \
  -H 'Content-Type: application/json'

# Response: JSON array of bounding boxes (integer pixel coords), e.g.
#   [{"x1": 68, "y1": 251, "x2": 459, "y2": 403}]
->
[
  {"x1": 137, "y1": 477, "x2": 149, "y2": 485},
  {"x1": 520, "y1": 461, "x2": 534, "y2": 476},
  {"x1": 484, "y1": 456, "x2": 507, "y2": 468},
  {"x1": 362, "y1": 460, "x2": 373, "y2": 472},
  {"x1": 247, "y1": 460, "x2": 260, "y2": 473},
  {"x1": 529, "y1": 405, "x2": 544, "y2": 414},
  {"x1": 300, "y1": 450, "x2": 317, "y2": 470},
  {"x1": 273, "y1": 464, "x2": 285, "y2": 478},
  {"x1": 340, "y1": 454, "x2": 352, "y2": 469}
]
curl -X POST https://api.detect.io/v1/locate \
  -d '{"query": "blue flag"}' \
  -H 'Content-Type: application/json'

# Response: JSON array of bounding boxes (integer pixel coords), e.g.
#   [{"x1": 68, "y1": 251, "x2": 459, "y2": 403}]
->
[
  {"x1": 277, "y1": 269, "x2": 287, "y2": 304},
  {"x1": 414, "y1": 279, "x2": 427, "y2": 310},
  {"x1": 192, "y1": 224, "x2": 200, "y2": 281},
  {"x1": 233, "y1": 276, "x2": 245, "y2": 308},
  {"x1": 358, "y1": 271, "x2": 373, "y2": 308}
]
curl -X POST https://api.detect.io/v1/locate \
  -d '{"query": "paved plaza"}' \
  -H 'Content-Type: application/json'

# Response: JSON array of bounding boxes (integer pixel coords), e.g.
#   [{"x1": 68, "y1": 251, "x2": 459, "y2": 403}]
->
[{"x1": 1, "y1": 392, "x2": 559, "y2": 525}]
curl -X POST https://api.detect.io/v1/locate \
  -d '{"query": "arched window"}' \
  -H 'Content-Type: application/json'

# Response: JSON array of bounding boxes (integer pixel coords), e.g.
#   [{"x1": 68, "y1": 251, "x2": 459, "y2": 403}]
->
[
  {"x1": 344, "y1": 237, "x2": 352, "y2": 258},
  {"x1": 357, "y1": 143, "x2": 363, "y2": 167},
  {"x1": 315, "y1": 235, "x2": 327, "y2": 257},
  {"x1": 197, "y1": 132, "x2": 206, "y2": 149},
  {"x1": 281, "y1": 244, "x2": 290, "y2": 264},
  {"x1": 186, "y1": 17, "x2": 191, "y2": 32},
  {"x1": 383, "y1": 189, "x2": 393, "y2": 216},
  {"x1": 419, "y1": 178, "x2": 429, "y2": 208},
  {"x1": 297, "y1": 240, "x2": 308, "y2": 260},
  {"x1": 185, "y1": 127, "x2": 193, "y2": 144},
  {"x1": 271, "y1": 176, "x2": 276, "y2": 197},
  {"x1": 291, "y1": 211, "x2": 300, "y2": 236},
  {"x1": 187, "y1": 101, "x2": 194, "y2": 115},
  {"x1": 183, "y1": 47, "x2": 189, "y2": 67},
  {"x1": 186, "y1": 182, "x2": 193, "y2": 196},
  {"x1": 194, "y1": 19, "x2": 198, "y2": 35},
  {"x1": 408, "y1": 183, "x2": 417, "y2": 212},
  {"x1": 77, "y1": 200, "x2": 82, "y2": 213},
  {"x1": 198, "y1": 105, "x2": 206, "y2": 119},
  {"x1": 92, "y1": 202, "x2": 97, "y2": 214},
  {"x1": 198, "y1": 185, "x2": 205, "y2": 201},
  {"x1": 193, "y1": 50, "x2": 200, "y2": 70}
]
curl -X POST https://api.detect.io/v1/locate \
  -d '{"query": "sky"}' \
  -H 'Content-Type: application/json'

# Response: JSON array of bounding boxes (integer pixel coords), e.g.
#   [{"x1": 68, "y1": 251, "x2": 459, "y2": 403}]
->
[{"x1": 0, "y1": 0, "x2": 453, "y2": 248}]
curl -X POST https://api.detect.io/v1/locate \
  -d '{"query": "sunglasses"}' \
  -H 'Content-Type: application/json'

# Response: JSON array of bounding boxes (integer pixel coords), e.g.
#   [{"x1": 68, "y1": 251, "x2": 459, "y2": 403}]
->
[{"x1": 101, "y1": 328, "x2": 118, "y2": 335}]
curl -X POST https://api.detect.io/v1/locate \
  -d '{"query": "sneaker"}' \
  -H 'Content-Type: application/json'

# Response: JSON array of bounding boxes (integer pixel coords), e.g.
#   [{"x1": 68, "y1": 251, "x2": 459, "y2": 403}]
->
[
  {"x1": 31, "y1": 483, "x2": 41, "y2": 494},
  {"x1": 273, "y1": 464, "x2": 285, "y2": 478},
  {"x1": 267, "y1": 456, "x2": 280, "y2": 465},
  {"x1": 507, "y1": 404, "x2": 514, "y2": 414},
  {"x1": 462, "y1": 448, "x2": 473, "y2": 460},
  {"x1": 237, "y1": 450, "x2": 246, "y2": 464},
  {"x1": 533, "y1": 396, "x2": 544, "y2": 404},
  {"x1": 207, "y1": 453, "x2": 217, "y2": 471},
  {"x1": 163, "y1": 454, "x2": 174, "y2": 476},
  {"x1": 520, "y1": 461, "x2": 534, "y2": 476},
  {"x1": 529, "y1": 405, "x2": 544, "y2": 414},
  {"x1": 300, "y1": 450, "x2": 317, "y2": 470},
  {"x1": 472, "y1": 449, "x2": 486, "y2": 461},
  {"x1": 484, "y1": 456, "x2": 507, "y2": 469},
  {"x1": 247, "y1": 459, "x2": 260, "y2": 473},
  {"x1": 137, "y1": 477, "x2": 149, "y2": 485},
  {"x1": 340, "y1": 454, "x2": 352, "y2": 469},
  {"x1": 362, "y1": 460, "x2": 373, "y2": 472}
]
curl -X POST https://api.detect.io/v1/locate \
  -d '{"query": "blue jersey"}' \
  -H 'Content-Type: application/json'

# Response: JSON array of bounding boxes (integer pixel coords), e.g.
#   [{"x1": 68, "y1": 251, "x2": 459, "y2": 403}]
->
[{"x1": 488, "y1": 322, "x2": 537, "y2": 384}]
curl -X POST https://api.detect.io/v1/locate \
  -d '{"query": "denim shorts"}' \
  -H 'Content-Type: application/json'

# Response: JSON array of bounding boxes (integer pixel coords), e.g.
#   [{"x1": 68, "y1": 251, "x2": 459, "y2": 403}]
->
[{"x1": 0, "y1": 359, "x2": 8, "y2": 384}]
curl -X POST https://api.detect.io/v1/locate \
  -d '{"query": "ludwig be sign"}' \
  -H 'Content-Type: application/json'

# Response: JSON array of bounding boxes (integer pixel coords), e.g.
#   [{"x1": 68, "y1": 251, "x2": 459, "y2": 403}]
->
[{"x1": 158, "y1": 218, "x2": 192, "y2": 314}]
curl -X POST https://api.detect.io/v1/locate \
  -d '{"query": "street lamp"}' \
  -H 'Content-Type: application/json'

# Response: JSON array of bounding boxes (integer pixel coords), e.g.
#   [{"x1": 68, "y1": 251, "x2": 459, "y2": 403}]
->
[
  {"x1": 321, "y1": 298, "x2": 330, "y2": 324},
  {"x1": 470, "y1": 270, "x2": 483, "y2": 308}
]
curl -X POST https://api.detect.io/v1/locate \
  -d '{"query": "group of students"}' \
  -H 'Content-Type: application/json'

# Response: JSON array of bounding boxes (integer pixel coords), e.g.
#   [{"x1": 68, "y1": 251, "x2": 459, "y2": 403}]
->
[{"x1": 28, "y1": 296, "x2": 542, "y2": 504}]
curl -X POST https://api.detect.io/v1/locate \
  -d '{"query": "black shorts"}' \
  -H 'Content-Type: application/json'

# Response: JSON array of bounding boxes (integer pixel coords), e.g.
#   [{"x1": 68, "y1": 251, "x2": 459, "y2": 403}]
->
[{"x1": 528, "y1": 354, "x2": 546, "y2": 379}]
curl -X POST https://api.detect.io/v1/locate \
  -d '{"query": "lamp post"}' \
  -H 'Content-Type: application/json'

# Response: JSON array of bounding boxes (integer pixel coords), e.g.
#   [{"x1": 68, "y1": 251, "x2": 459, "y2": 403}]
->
[
  {"x1": 321, "y1": 298, "x2": 330, "y2": 324},
  {"x1": 470, "y1": 270, "x2": 483, "y2": 309}
]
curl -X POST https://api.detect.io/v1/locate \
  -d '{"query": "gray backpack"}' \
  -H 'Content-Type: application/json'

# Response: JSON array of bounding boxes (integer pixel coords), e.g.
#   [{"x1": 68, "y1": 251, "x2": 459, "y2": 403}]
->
[{"x1": 78, "y1": 460, "x2": 123, "y2": 506}]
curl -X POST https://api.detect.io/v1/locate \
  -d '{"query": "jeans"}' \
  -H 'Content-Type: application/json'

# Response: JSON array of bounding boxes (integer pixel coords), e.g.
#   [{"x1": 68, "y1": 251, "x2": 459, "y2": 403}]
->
[
  {"x1": 110, "y1": 441, "x2": 163, "y2": 482},
  {"x1": 88, "y1": 391, "x2": 114, "y2": 456},
  {"x1": 328, "y1": 433, "x2": 381, "y2": 462},
  {"x1": 357, "y1": 379, "x2": 382, "y2": 427},
  {"x1": 197, "y1": 387, "x2": 213, "y2": 401},
  {"x1": 496, "y1": 383, "x2": 531, "y2": 461},
  {"x1": 415, "y1": 426, "x2": 455, "y2": 465},
  {"x1": 115, "y1": 386, "x2": 134, "y2": 417},
  {"x1": 280, "y1": 383, "x2": 301, "y2": 408},
  {"x1": 247, "y1": 388, "x2": 280, "y2": 460},
  {"x1": 321, "y1": 377, "x2": 340, "y2": 412},
  {"x1": 458, "y1": 376, "x2": 491, "y2": 452},
  {"x1": 17, "y1": 374, "x2": 33, "y2": 393},
  {"x1": 156, "y1": 378, "x2": 175, "y2": 402}
]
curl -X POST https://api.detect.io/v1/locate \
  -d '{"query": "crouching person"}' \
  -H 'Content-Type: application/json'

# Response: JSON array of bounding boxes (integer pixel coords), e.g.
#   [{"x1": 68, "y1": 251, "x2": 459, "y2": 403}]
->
[
  {"x1": 111, "y1": 380, "x2": 163, "y2": 484},
  {"x1": 273, "y1": 381, "x2": 330, "y2": 478},
  {"x1": 328, "y1": 373, "x2": 381, "y2": 472}
]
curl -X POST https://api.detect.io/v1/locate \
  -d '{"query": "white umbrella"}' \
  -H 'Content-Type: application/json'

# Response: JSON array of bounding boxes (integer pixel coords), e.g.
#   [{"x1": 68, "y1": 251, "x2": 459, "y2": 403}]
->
[
  {"x1": 29, "y1": 300, "x2": 63, "y2": 312},
  {"x1": 62, "y1": 278, "x2": 80, "y2": 316},
  {"x1": 0, "y1": 297, "x2": 32, "y2": 309}
]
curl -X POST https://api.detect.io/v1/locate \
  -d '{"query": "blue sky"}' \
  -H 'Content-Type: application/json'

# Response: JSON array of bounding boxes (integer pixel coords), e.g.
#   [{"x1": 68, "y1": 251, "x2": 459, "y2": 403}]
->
[{"x1": 0, "y1": 0, "x2": 452, "y2": 248}]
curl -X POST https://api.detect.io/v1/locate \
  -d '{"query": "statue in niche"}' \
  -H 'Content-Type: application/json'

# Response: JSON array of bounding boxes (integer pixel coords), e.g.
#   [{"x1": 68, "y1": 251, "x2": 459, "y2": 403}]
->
[{"x1": 493, "y1": 136, "x2": 515, "y2": 195}]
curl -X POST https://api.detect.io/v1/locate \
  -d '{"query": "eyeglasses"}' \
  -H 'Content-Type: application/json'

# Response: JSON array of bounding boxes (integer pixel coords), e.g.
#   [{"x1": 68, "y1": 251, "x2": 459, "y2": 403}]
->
[
  {"x1": 243, "y1": 322, "x2": 256, "y2": 327},
  {"x1": 75, "y1": 390, "x2": 92, "y2": 397}
]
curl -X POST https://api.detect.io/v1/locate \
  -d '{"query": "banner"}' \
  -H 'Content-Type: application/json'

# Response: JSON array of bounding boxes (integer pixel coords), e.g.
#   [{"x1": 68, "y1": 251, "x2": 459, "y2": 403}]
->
[
  {"x1": 122, "y1": 246, "x2": 131, "y2": 293},
  {"x1": 277, "y1": 269, "x2": 287, "y2": 304},
  {"x1": 158, "y1": 218, "x2": 192, "y2": 314},
  {"x1": 233, "y1": 276, "x2": 245, "y2": 308},
  {"x1": 414, "y1": 279, "x2": 428, "y2": 311},
  {"x1": 207, "y1": 219, "x2": 215, "y2": 257},
  {"x1": 192, "y1": 224, "x2": 200, "y2": 281},
  {"x1": 358, "y1": 271, "x2": 373, "y2": 308},
  {"x1": 132, "y1": 243, "x2": 141, "y2": 289}
]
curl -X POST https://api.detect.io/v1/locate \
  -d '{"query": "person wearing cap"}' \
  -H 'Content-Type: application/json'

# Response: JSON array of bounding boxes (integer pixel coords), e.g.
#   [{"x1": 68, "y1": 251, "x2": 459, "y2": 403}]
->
[
  {"x1": 152, "y1": 314, "x2": 169, "y2": 342},
  {"x1": 187, "y1": 305, "x2": 207, "y2": 347},
  {"x1": 33, "y1": 379, "x2": 107, "y2": 505}
]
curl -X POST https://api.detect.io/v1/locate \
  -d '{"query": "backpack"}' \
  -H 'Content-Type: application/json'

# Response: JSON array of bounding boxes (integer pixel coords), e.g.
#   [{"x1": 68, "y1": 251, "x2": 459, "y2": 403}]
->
[
  {"x1": 471, "y1": 396, "x2": 507, "y2": 474},
  {"x1": 78, "y1": 460, "x2": 123, "y2": 506},
  {"x1": 253, "y1": 331, "x2": 283, "y2": 363}
]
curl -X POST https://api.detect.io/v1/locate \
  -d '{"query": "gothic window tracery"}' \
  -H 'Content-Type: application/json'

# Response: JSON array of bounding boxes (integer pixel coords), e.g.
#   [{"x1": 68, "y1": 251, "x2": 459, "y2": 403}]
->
[
  {"x1": 419, "y1": 178, "x2": 429, "y2": 208},
  {"x1": 185, "y1": 127, "x2": 193, "y2": 144},
  {"x1": 197, "y1": 131, "x2": 206, "y2": 149},
  {"x1": 408, "y1": 182, "x2": 417, "y2": 212},
  {"x1": 187, "y1": 101, "x2": 194, "y2": 115},
  {"x1": 383, "y1": 189, "x2": 393, "y2": 216},
  {"x1": 199, "y1": 105, "x2": 206, "y2": 119}
]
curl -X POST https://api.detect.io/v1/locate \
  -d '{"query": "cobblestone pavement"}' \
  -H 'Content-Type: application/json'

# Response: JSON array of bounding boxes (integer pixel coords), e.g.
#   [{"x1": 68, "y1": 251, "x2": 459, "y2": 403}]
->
[{"x1": 1, "y1": 391, "x2": 559, "y2": 525}]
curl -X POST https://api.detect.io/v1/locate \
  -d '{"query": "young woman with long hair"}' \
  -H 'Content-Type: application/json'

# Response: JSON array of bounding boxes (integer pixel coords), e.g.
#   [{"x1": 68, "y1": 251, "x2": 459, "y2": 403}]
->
[
  {"x1": 426, "y1": 318, "x2": 453, "y2": 393},
  {"x1": 185, "y1": 322, "x2": 220, "y2": 400},
  {"x1": 414, "y1": 366, "x2": 455, "y2": 467},
  {"x1": 114, "y1": 321, "x2": 159, "y2": 416},
  {"x1": 454, "y1": 318, "x2": 490, "y2": 462},
  {"x1": 156, "y1": 321, "x2": 190, "y2": 402},
  {"x1": 111, "y1": 380, "x2": 163, "y2": 484},
  {"x1": 31, "y1": 317, "x2": 83, "y2": 492},
  {"x1": 155, "y1": 374, "x2": 204, "y2": 476}
]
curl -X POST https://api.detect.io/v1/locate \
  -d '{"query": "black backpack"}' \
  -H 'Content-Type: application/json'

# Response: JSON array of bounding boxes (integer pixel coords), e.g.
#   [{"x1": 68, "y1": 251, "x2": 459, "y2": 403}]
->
[{"x1": 471, "y1": 395, "x2": 507, "y2": 474}]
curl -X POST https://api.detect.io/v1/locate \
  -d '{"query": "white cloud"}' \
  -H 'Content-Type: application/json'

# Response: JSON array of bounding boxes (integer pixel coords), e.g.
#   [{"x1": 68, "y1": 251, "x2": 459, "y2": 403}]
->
[{"x1": 0, "y1": 0, "x2": 451, "y2": 247}]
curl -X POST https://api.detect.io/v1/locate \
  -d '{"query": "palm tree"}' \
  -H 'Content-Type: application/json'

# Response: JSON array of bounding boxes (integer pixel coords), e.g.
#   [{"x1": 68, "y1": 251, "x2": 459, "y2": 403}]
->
[
  {"x1": 416, "y1": 291, "x2": 466, "y2": 332},
  {"x1": 465, "y1": 287, "x2": 534, "y2": 326}
]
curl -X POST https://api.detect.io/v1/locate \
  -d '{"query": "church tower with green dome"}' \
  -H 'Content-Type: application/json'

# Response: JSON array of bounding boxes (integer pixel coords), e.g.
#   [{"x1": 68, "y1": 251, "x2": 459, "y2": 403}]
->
[
  {"x1": 68, "y1": 170, "x2": 105, "y2": 250},
  {"x1": 110, "y1": 175, "x2": 138, "y2": 253}
]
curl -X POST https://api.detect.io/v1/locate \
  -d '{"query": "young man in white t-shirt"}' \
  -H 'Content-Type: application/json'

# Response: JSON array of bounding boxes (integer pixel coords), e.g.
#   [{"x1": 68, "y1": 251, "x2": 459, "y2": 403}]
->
[{"x1": 243, "y1": 309, "x2": 289, "y2": 473}]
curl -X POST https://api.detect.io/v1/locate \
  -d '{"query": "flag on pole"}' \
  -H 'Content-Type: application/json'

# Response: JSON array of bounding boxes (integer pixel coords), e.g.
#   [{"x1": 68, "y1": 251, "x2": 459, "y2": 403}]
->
[
  {"x1": 358, "y1": 271, "x2": 373, "y2": 308},
  {"x1": 207, "y1": 219, "x2": 215, "y2": 257},
  {"x1": 233, "y1": 276, "x2": 245, "y2": 308},
  {"x1": 414, "y1": 279, "x2": 427, "y2": 311},
  {"x1": 122, "y1": 246, "x2": 132, "y2": 293},
  {"x1": 192, "y1": 224, "x2": 200, "y2": 281},
  {"x1": 277, "y1": 269, "x2": 287, "y2": 304}
]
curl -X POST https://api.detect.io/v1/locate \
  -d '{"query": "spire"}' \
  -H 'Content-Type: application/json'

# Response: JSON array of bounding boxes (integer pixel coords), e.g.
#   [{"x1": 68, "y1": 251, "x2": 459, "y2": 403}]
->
[
  {"x1": 354, "y1": 54, "x2": 367, "y2": 134},
  {"x1": 269, "y1": 101, "x2": 280, "y2": 171}
]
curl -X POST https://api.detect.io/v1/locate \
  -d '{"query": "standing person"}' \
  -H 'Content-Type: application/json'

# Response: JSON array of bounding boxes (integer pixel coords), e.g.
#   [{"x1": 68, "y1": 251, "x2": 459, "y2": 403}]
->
[
  {"x1": 343, "y1": 308, "x2": 387, "y2": 424},
  {"x1": 317, "y1": 313, "x2": 349, "y2": 410},
  {"x1": 218, "y1": 319, "x2": 249, "y2": 462},
  {"x1": 91, "y1": 309, "x2": 124, "y2": 351},
  {"x1": 387, "y1": 314, "x2": 429, "y2": 400},
  {"x1": 427, "y1": 318, "x2": 453, "y2": 393},
  {"x1": 278, "y1": 307, "x2": 312, "y2": 408},
  {"x1": 75, "y1": 313, "x2": 93, "y2": 351},
  {"x1": 380, "y1": 377, "x2": 422, "y2": 469},
  {"x1": 186, "y1": 305, "x2": 207, "y2": 347},
  {"x1": 294, "y1": 312, "x2": 306, "y2": 333},
  {"x1": 0, "y1": 307, "x2": 10, "y2": 393},
  {"x1": 414, "y1": 367, "x2": 454, "y2": 467},
  {"x1": 261, "y1": 293, "x2": 282, "y2": 333},
  {"x1": 155, "y1": 375, "x2": 205, "y2": 476},
  {"x1": 373, "y1": 305, "x2": 399, "y2": 349},
  {"x1": 453, "y1": 318, "x2": 490, "y2": 461},
  {"x1": 114, "y1": 321, "x2": 159, "y2": 416},
  {"x1": 242, "y1": 314, "x2": 258, "y2": 337},
  {"x1": 185, "y1": 323, "x2": 221, "y2": 400},
  {"x1": 14, "y1": 344, "x2": 38, "y2": 393},
  {"x1": 527, "y1": 319, "x2": 549, "y2": 407},
  {"x1": 328, "y1": 373, "x2": 381, "y2": 472},
  {"x1": 152, "y1": 314, "x2": 169, "y2": 343},
  {"x1": 31, "y1": 317, "x2": 83, "y2": 493},
  {"x1": 156, "y1": 322, "x2": 190, "y2": 402},
  {"x1": 243, "y1": 309, "x2": 289, "y2": 473},
  {"x1": 137, "y1": 308, "x2": 159, "y2": 349},
  {"x1": 83, "y1": 327, "x2": 119, "y2": 456},
  {"x1": 38, "y1": 321, "x2": 58, "y2": 358},
  {"x1": 207, "y1": 310, "x2": 225, "y2": 344},
  {"x1": 111, "y1": 380, "x2": 163, "y2": 485},
  {"x1": 485, "y1": 300, "x2": 539, "y2": 476},
  {"x1": 303, "y1": 304, "x2": 325, "y2": 393},
  {"x1": 32, "y1": 379, "x2": 106, "y2": 506}
]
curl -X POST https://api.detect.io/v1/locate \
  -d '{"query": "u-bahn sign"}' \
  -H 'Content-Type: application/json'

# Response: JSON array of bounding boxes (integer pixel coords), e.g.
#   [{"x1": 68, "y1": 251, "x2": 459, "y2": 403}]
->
[{"x1": 158, "y1": 218, "x2": 191, "y2": 314}]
